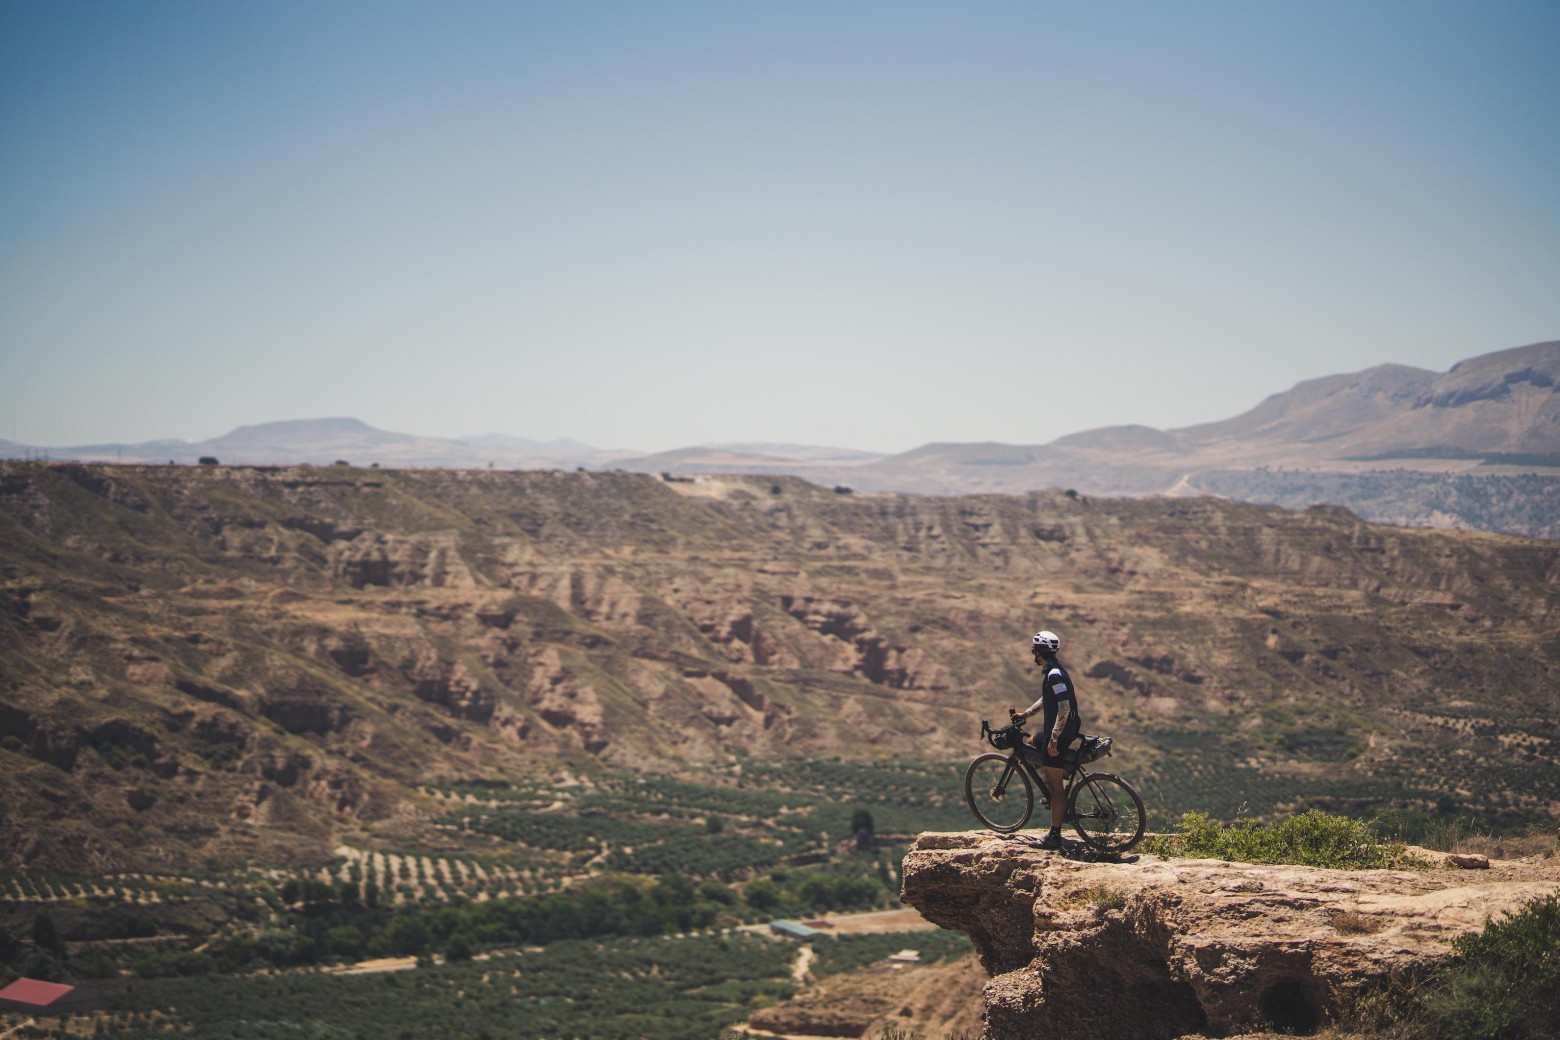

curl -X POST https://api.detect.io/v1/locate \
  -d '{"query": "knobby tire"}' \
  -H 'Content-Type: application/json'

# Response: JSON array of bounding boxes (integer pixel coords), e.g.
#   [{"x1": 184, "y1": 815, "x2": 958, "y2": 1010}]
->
[
  {"x1": 1068, "y1": 772, "x2": 1146, "y2": 852},
  {"x1": 964, "y1": 752, "x2": 1034, "y2": 833}
]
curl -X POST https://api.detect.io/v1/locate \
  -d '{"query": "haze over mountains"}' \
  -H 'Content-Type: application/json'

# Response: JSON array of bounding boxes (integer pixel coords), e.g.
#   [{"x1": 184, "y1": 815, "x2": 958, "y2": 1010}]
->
[
  {"x1": 0, "y1": 418, "x2": 627, "y2": 472},
  {"x1": 6, "y1": 340, "x2": 1557, "y2": 536}
]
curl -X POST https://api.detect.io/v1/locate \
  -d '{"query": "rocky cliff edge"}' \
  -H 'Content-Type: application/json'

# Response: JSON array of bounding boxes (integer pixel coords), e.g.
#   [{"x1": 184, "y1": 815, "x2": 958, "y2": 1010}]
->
[{"x1": 900, "y1": 831, "x2": 1560, "y2": 1040}]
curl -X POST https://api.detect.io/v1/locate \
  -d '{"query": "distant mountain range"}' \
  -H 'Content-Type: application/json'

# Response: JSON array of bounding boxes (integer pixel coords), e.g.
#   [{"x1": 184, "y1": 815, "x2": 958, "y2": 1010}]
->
[
  {"x1": 0, "y1": 418, "x2": 635, "y2": 470},
  {"x1": 5, "y1": 340, "x2": 1557, "y2": 536},
  {"x1": 831, "y1": 339, "x2": 1560, "y2": 497}
]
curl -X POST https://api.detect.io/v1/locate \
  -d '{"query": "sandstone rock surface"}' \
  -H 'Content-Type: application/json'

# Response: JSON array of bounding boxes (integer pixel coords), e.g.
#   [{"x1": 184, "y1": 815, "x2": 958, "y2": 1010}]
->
[
  {"x1": 900, "y1": 831, "x2": 1560, "y2": 1040},
  {"x1": 747, "y1": 951, "x2": 986, "y2": 1039}
]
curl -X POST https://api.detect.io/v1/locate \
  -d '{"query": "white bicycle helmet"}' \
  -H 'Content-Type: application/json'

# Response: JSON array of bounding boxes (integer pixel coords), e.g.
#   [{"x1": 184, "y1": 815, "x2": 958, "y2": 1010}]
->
[{"x1": 1032, "y1": 630, "x2": 1060, "y2": 653}]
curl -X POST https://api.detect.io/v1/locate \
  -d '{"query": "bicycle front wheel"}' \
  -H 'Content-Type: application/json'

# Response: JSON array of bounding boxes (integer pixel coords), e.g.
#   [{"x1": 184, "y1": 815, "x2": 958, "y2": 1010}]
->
[
  {"x1": 1068, "y1": 773, "x2": 1146, "y2": 852},
  {"x1": 964, "y1": 753, "x2": 1034, "y2": 833}
]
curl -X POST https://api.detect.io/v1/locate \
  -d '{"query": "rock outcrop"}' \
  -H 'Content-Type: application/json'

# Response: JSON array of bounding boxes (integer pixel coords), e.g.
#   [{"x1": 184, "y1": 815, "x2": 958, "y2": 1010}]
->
[{"x1": 900, "y1": 831, "x2": 1560, "y2": 1040}]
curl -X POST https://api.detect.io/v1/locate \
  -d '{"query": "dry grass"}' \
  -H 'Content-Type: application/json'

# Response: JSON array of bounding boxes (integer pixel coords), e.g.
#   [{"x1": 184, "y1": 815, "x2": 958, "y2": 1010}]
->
[
  {"x1": 1084, "y1": 884, "x2": 1128, "y2": 911},
  {"x1": 1449, "y1": 828, "x2": 1559, "y2": 861},
  {"x1": 1330, "y1": 910, "x2": 1385, "y2": 934}
]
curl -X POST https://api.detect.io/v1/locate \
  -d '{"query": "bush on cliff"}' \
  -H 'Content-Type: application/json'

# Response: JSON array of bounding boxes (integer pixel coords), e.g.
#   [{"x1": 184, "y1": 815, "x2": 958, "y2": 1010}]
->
[
  {"x1": 1144, "y1": 809, "x2": 1414, "y2": 869},
  {"x1": 1415, "y1": 893, "x2": 1560, "y2": 1040},
  {"x1": 1350, "y1": 893, "x2": 1560, "y2": 1039}
]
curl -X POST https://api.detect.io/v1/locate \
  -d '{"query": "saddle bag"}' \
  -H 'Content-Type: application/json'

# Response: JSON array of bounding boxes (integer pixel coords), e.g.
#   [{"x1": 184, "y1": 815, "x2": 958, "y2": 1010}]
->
[{"x1": 1073, "y1": 734, "x2": 1113, "y2": 765}]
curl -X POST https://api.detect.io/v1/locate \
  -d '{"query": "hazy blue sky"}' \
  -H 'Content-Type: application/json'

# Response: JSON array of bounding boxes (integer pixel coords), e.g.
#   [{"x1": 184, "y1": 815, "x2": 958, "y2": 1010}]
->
[{"x1": 3, "y1": 1, "x2": 1557, "y2": 453}]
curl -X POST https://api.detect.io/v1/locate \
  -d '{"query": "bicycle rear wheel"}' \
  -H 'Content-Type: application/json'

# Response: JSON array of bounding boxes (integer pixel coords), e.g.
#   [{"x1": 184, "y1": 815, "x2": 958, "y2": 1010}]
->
[
  {"x1": 964, "y1": 753, "x2": 1034, "y2": 833},
  {"x1": 1068, "y1": 773, "x2": 1145, "y2": 852}
]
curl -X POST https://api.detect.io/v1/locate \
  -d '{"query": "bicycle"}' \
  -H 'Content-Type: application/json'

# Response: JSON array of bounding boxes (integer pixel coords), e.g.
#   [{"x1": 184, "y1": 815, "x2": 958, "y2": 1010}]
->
[{"x1": 963, "y1": 715, "x2": 1146, "y2": 852}]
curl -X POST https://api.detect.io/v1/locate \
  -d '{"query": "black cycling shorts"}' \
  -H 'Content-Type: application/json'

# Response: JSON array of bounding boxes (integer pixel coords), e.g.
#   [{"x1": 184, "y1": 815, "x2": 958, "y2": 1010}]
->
[{"x1": 1031, "y1": 735, "x2": 1075, "y2": 769}]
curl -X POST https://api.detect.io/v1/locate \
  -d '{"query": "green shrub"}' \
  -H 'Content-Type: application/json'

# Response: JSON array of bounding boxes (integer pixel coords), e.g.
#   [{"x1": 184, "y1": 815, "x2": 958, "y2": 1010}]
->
[
  {"x1": 67, "y1": 948, "x2": 121, "y2": 980},
  {"x1": 1351, "y1": 894, "x2": 1560, "y2": 1038},
  {"x1": 11, "y1": 949, "x2": 65, "y2": 982},
  {"x1": 744, "y1": 878, "x2": 780, "y2": 911},
  {"x1": 326, "y1": 925, "x2": 365, "y2": 960},
  {"x1": 1144, "y1": 809, "x2": 1416, "y2": 869},
  {"x1": 1416, "y1": 894, "x2": 1560, "y2": 1040},
  {"x1": 251, "y1": 928, "x2": 319, "y2": 967},
  {"x1": 444, "y1": 932, "x2": 474, "y2": 962},
  {"x1": 1083, "y1": 885, "x2": 1126, "y2": 911},
  {"x1": 130, "y1": 949, "x2": 214, "y2": 978}
]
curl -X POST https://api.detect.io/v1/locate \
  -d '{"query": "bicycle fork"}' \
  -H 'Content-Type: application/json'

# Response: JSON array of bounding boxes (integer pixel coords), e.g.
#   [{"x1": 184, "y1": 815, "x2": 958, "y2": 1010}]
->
[{"x1": 988, "y1": 760, "x2": 1019, "y2": 802}]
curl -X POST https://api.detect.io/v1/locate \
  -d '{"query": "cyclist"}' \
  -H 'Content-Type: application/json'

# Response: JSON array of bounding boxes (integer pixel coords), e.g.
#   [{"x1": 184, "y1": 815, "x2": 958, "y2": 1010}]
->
[{"x1": 1012, "y1": 629, "x2": 1081, "y2": 850}]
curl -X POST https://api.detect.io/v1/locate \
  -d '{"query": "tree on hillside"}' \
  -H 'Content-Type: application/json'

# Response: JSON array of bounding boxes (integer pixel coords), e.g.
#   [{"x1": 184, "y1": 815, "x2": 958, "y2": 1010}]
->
[
  {"x1": 851, "y1": 809, "x2": 875, "y2": 852},
  {"x1": 31, "y1": 912, "x2": 64, "y2": 958},
  {"x1": 745, "y1": 879, "x2": 780, "y2": 912}
]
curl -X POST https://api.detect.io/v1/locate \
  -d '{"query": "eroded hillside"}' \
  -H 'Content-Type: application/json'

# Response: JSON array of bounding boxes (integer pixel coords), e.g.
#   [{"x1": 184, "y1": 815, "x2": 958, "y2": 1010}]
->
[{"x1": 1, "y1": 462, "x2": 1556, "y2": 872}]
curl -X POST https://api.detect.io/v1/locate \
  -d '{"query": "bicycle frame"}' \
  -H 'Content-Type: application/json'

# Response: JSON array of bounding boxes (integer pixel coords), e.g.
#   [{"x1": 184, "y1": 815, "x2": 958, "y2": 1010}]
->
[{"x1": 979, "y1": 723, "x2": 1079, "y2": 810}]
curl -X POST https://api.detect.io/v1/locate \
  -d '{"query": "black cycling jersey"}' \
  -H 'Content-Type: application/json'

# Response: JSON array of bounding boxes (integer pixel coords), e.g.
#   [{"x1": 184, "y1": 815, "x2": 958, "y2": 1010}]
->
[{"x1": 1039, "y1": 661, "x2": 1081, "y2": 747}]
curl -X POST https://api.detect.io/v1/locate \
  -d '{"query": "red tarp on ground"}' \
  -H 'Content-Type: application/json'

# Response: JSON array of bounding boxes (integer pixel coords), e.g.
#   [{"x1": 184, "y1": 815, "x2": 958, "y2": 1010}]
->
[{"x1": 0, "y1": 977, "x2": 74, "y2": 1008}]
